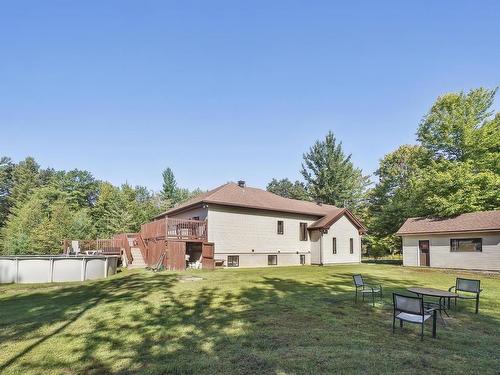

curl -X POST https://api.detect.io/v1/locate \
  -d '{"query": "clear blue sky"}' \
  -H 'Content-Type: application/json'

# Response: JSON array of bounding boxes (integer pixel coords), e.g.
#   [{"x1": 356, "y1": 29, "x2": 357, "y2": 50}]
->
[{"x1": 1, "y1": 1, "x2": 499, "y2": 191}]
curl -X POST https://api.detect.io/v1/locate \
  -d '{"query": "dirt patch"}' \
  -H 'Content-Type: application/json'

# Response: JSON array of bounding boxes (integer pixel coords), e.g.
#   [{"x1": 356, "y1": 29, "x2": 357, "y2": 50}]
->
[{"x1": 177, "y1": 276, "x2": 204, "y2": 282}]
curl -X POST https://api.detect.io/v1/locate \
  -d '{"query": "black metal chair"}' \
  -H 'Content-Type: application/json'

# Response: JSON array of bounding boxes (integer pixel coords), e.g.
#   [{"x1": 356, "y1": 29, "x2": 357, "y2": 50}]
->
[
  {"x1": 353, "y1": 274, "x2": 382, "y2": 306},
  {"x1": 393, "y1": 293, "x2": 436, "y2": 340},
  {"x1": 449, "y1": 278, "x2": 482, "y2": 314}
]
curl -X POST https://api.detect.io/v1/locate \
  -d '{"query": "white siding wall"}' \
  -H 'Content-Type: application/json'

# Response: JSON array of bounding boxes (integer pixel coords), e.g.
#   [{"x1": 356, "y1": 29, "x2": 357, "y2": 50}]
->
[
  {"x1": 207, "y1": 205, "x2": 317, "y2": 267},
  {"x1": 402, "y1": 237, "x2": 418, "y2": 267},
  {"x1": 321, "y1": 215, "x2": 361, "y2": 264},
  {"x1": 402, "y1": 232, "x2": 500, "y2": 271},
  {"x1": 168, "y1": 206, "x2": 208, "y2": 220}
]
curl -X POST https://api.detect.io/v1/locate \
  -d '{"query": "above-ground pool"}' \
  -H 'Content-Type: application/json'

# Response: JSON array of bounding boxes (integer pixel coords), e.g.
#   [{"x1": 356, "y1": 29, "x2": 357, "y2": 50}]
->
[{"x1": 0, "y1": 255, "x2": 119, "y2": 284}]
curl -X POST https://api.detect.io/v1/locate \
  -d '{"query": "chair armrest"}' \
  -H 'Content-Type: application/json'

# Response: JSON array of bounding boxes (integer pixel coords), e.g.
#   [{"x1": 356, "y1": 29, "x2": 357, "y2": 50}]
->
[
  {"x1": 448, "y1": 286, "x2": 456, "y2": 292},
  {"x1": 424, "y1": 306, "x2": 438, "y2": 313}
]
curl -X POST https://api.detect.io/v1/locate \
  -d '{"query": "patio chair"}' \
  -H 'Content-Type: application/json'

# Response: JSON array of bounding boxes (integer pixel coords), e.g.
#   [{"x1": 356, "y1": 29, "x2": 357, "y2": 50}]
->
[
  {"x1": 353, "y1": 274, "x2": 382, "y2": 306},
  {"x1": 449, "y1": 278, "x2": 482, "y2": 314},
  {"x1": 393, "y1": 293, "x2": 435, "y2": 340}
]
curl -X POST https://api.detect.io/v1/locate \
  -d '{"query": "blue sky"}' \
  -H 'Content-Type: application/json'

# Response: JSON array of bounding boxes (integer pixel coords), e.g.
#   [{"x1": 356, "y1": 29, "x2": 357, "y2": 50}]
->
[{"x1": 1, "y1": 1, "x2": 499, "y2": 191}]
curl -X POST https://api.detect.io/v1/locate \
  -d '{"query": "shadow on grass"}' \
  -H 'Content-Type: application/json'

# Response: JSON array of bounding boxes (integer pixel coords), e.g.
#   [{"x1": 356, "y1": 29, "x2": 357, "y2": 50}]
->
[
  {"x1": 0, "y1": 268, "x2": 498, "y2": 374},
  {"x1": 362, "y1": 258, "x2": 403, "y2": 265}
]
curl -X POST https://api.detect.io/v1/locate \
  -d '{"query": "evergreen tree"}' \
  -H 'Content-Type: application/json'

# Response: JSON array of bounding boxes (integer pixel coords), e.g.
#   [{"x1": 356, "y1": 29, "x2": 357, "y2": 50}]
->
[
  {"x1": 161, "y1": 167, "x2": 178, "y2": 208},
  {"x1": 266, "y1": 178, "x2": 310, "y2": 200},
  {"x1": 0, "y1": 157, "x2": 14, "y2": 228},
  {"x1": 301, "y1": 131, "x2": 370, "y2": 210}
]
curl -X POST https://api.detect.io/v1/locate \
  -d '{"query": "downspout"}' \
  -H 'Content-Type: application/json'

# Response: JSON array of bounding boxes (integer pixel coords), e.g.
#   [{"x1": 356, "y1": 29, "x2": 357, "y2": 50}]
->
[{"x1": 319, "y1": 231, "x2": 324, "y2": 266}]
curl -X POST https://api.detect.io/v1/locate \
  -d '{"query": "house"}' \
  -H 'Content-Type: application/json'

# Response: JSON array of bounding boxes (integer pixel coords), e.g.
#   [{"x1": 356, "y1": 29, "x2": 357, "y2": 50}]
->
[
  {"x1": 396, "y1": 210, "x2": 500, "y2": 271},
  {"x1": 139, "y1": 181, "x2": 366, "y2": 269}
]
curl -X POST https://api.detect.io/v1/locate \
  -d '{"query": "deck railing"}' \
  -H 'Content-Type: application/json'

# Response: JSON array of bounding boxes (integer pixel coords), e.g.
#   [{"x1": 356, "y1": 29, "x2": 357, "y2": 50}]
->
[
  {"x1": 140, "y1": 218, "x2": 207, "y2": 241},
  {"x1": 62, "y1": 239, "x2": 122, "y2": 255},
  {"x1": 166, "y1": 218, "x2": 207, "y2": 241}
]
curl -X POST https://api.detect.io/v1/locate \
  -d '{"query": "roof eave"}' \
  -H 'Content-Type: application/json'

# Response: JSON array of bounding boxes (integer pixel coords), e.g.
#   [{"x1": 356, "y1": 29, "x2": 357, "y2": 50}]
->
[
  {"x1": 397, "y1": 228, "x2": 500, "y2": 236},
  {"x1": 309, "y1": 208, "x2": 367, "y2": 233}
]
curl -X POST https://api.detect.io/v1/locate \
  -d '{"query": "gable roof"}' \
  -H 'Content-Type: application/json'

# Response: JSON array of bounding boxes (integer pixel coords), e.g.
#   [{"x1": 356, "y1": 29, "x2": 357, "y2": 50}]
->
[
  {"x1": 156, "y1": 182, "x2": 337, "y2": 218},
  {"x1": 154, "y1": 182, "x2": 366, "y2": 232},
  {"x1": 396, "y1": 210, "x2": 500, "y2": 235},
  {"x1": 309, "y1": 208, "x2": 367, "y2": 233}
]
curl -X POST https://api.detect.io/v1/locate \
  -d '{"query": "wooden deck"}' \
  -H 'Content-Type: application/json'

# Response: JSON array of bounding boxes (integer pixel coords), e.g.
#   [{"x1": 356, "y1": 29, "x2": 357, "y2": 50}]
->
[
  {"x1": 140, "y1": 218, "x2": 207, "y2": 242},
  {"x1": 137, "y1": 218, "x2": 212, "y2": 270}
]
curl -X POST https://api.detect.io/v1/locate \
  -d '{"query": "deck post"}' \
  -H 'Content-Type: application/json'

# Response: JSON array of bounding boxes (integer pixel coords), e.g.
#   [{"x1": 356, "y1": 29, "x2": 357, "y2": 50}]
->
[
  {"x1": 81, "y1": 258, "x2": 87, "y2": 281},
  {"x1": 49, "y1": 258, "x2": 54, "y2": 282}
]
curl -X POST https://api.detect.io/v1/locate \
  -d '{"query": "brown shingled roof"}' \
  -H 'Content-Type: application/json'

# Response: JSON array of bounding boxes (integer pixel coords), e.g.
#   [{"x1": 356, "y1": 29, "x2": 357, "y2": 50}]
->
[
  {"x1": 396, "y1": 210, "x2": 500, "y2": 235},
  {"x1": 154, "y1": 183, "x2": 366, "y2": 232},
  {"x1": 155, "y1": 182, "x2": 338, "y2": 219},
  {"x1": 309, "y1": 208, "x2": 367, "y2": 233}
]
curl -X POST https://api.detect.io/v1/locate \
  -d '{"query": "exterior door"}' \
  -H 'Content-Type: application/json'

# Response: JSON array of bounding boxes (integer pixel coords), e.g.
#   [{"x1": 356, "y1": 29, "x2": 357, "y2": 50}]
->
[
  {"x1": 201, "y1": 242, "x2": 215, "y2": 270},
  {"x1": 166, "y1": 241, "x2": 186, "y2": 271},
  {"x1": 419, "y1": 240, "x2": 430, "y2": 266}
]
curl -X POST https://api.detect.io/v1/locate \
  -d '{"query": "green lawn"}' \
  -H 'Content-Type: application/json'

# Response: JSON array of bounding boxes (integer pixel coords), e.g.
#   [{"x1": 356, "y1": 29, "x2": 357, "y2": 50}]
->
[{"x1": 0, "y1": 265, "x2": 499, "y2": 375}]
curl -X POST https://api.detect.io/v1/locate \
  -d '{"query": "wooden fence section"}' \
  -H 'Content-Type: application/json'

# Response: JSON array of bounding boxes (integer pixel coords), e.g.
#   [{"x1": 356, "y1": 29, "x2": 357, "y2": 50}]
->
[
  {"x1": 148, "y1": 240, "x2": 167, "y2": 268},
  {"x1": 141, "y1": 220, "x2": 166, "y2": 241}
]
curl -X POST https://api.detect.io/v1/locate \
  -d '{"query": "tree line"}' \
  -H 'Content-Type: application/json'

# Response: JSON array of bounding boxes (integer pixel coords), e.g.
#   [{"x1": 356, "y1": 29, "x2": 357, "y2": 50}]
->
[
  {"x1": 0, "y1": 160, "x2": 201, "y2": 254},
  {"x1": 266, "y1": 87, "x2": 500, "y2": 256}
]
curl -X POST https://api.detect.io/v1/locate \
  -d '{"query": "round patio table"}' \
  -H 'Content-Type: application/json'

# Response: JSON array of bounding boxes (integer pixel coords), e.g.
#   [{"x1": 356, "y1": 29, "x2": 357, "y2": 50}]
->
[{"x1": 407, "y1": 287, "x2": 459, "y2": 324}]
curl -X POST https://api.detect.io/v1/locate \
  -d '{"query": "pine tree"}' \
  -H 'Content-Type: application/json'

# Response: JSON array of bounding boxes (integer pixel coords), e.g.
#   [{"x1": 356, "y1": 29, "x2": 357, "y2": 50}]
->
[
  {"x1": 161, "y1": 167, "x2": 178, "y2": 209},
  {"x1": 301, "y1": 131, "x2": 370, "y2": 210}
]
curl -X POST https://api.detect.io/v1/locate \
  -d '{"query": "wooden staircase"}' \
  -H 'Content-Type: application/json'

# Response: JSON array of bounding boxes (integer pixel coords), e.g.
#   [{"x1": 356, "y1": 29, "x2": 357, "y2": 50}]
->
[{"x1": 129, "y1": 247, "x2": 147, "y2": 269}]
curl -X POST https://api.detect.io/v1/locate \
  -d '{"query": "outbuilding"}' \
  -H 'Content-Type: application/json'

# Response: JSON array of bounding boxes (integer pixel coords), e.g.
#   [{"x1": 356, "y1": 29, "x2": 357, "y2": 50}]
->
[{"x1": 397, "y1": 210, "x2": 500, "y2": 271}]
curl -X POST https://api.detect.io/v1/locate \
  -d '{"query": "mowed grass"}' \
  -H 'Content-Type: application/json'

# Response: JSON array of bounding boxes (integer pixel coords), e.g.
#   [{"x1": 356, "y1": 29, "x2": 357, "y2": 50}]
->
[{"x1": 0, "y1": 265, "x2": 499, "y2": 375}]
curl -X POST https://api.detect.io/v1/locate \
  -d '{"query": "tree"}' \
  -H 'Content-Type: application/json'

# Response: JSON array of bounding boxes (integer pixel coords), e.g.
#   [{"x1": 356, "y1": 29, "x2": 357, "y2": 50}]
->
[
  {"x1": 301, "y1": 131, "x2": 370, "y2": 210},
  {"x1": 365, "y1": 86, "x2": 500, "y2": 258},
  {"x1": 1, "y1": 186, "x2": 83, "y2": 254},
  {"x1": 367, "y1": 145, "x2": 429, "y2": 238},
  {"x1": 0, "y1": 157, "x2": 14, "y2": 227},
  {"x1": 417, "y1": 87, "x2": 499, "y2": 162},
  {"x1": 92, "y1": 182, "x2": 134, "y2": 237},
  {"x1": 412, "y1": 87, "x2": 500, "y2": 217},
  {"x1": 266, "y1": 178, "x2": 310, "y2": 200},
  {"x1": 8, "y1": 157, "x2": 41, "y2": 207},
  {"x1": 54, "y1": 169, "x2": 99, "y2": 208},
  {"x1": 161, "y1": 167, "x2": 178, "y2": 209},
  {"x1": 409, "y1": 160, "x2": 500, "y2": 217}
]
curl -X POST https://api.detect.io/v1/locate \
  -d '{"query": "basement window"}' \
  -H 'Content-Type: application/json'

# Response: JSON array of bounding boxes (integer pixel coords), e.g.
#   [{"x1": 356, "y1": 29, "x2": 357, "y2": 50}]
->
[
  {"x1": 277, "y1": 220, "x2": 284, "y2": 235},
  {"x1": 450, "y1": 238, "x2": 482, "y2": 252},
  {"x1": 300, "y1": 254, "x2": 305, "y2": 265},
  {"x1": 268, "y1": 255, "x2": 277, "y2": 266},
  {"x1": 299, "y1": 223, "x2": 308, "y2": 241},
  {"x1": 227, "y1": 256, "x2": 239, "y2": 267}
]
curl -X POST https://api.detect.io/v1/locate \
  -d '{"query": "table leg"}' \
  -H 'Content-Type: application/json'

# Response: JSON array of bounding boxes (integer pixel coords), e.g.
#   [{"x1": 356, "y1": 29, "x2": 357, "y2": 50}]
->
[
  {"x1": 441, "y1": 297, "x2": 450, "y2": 318},
  {"x1": 432, "y1": 310, "x2": 437, "y2": 338}
]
